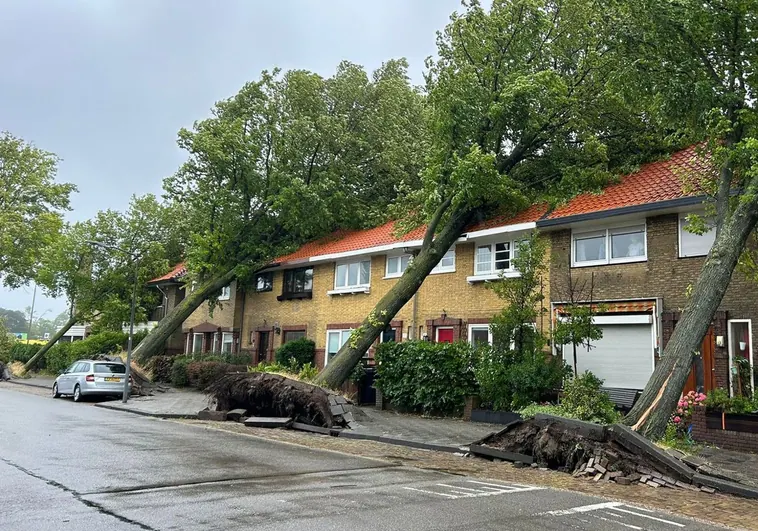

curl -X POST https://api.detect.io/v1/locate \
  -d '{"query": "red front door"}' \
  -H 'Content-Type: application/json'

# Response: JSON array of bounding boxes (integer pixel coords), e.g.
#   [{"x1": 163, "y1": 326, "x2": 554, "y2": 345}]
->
[
  {"x1": 436, "y1": 328, "x2": 454, "y2": 343},
  {"x1": 683, "y1": 327, "x2": 716, "y2": 394}
]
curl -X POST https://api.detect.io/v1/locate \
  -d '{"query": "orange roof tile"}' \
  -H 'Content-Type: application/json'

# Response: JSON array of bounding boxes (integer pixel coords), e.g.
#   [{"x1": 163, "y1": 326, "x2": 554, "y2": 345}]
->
[
  {"x1": 148, "y1": 262, "x2": 186, "y2": 284},
  {"x1": 275, "y1": 204, "x2": 548, "y2": 266},
  {"x1": 546, "y1": 145, "x2": 710, "y2": 220}
]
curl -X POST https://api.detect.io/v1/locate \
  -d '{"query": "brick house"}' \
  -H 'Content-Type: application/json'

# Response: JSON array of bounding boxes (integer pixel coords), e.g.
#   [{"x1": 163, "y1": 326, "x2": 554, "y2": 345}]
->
[
  {"x1": 539, "y1": 145, "x2": 757, "y2": 396},
  {"x1": 147, "y1": 263, "x2": 243, "y2": 356},
  {"x1": 240, "y1": 205, "x2": 549, "y2": 368}
]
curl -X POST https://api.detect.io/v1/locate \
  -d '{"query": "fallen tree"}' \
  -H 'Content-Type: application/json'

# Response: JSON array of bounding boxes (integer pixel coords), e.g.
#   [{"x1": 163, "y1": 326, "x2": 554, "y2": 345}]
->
[
  {"x1": 316, "y1": 0, "x2": 672, "y2": 388},
  {"x1": 205, "y1": 372, "x2": 349, "y2": 428},
  {"x1": 619, "y1": 0, "x2": 758, "y2": 438}
]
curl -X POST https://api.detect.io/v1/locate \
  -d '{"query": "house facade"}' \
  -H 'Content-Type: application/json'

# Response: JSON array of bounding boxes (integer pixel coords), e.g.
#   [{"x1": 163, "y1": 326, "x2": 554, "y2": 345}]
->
[
  {"x1": 239, "y1": 205, "x2": 550, "y2": 368},
  {"x1": 539, "y1": 146, "x2": 757, "y2": 396},
  {"x1": 147, "y1": 263, "x2": 243, "y2": 356}
]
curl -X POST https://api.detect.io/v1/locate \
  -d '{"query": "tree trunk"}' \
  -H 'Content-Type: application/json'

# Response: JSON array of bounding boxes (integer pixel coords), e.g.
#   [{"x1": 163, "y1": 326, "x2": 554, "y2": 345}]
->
[
  {"x1": 572, "y1": 343, "x2": 578, "y2": 377},
  {"x1": 314, "y1": 208, "x2": 475, "y2": 388},
  {"x1": 623, "y1": 199, "x2": 758, "y2": 439},
  {"x1": 22, "y1": 314, "x2": 79, "y2": 372},
  {"x1": 132, "y1": 267, "x2": 238, "y2": 362}
]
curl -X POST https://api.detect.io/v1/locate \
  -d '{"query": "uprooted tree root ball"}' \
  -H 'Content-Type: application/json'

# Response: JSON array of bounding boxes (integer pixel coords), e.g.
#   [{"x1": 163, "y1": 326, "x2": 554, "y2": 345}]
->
[{"x1": 205, "y1": 372, "x2": 349, "y2": 428}]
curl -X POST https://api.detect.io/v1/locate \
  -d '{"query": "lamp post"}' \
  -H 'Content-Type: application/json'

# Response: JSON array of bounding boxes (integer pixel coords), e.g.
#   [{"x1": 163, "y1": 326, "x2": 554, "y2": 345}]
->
[{"x1": 87, "y1": 240, "x2": 140, "y2": 403}]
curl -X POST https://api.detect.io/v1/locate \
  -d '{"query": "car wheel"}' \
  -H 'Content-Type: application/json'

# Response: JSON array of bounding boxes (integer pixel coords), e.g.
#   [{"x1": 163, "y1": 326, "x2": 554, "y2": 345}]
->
[
  {"x1": 52, "y1": 383, "x2": 60, "y2": 399},
  {"x1": 73, "y1": 384, "x2": 82, "y2": 402}
]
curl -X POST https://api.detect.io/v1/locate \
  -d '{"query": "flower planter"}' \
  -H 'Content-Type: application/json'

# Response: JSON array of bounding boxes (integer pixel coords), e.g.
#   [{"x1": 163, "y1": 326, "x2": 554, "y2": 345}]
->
[{"x1": 705, "y1": 409, "x2": 758, "y2": 434}]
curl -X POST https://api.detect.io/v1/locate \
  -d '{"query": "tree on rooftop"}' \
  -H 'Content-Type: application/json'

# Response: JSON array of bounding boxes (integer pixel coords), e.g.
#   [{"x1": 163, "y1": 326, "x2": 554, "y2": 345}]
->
[
  {"x1": 0, "y1": 131, "x2": 76, "y2": 289},
  {"x1": 618, "y1": 0, "x2": 758, "y2": 438},
  {"x1": 132, "y1": 60, "x2": 428, "y2": 362},
  {"x1": 315, "y1": 0, "x2": 675, "y2": 388}
]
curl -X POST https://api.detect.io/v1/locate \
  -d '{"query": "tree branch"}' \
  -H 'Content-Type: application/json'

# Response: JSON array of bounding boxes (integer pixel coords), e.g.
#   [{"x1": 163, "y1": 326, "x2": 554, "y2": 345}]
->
[{"x1": 423, "y1": 197, "x2": 453, "y2": 249}]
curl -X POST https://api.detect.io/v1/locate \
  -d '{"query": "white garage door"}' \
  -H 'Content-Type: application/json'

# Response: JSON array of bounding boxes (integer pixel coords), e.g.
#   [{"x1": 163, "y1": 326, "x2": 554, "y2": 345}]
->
[{"x1": 563, "y1": 324, "x2": 653, "y2": 389}]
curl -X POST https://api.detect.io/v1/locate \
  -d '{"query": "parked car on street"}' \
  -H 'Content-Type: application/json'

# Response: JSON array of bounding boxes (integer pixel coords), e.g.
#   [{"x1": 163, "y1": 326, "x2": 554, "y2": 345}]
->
[{"x1": 52, "y1": 359, "x2": 132, "y2": 402}]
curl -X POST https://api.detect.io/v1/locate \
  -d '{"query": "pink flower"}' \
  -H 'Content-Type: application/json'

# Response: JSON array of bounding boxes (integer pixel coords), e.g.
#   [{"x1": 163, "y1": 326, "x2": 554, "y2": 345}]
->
[
  {"x1": 673, "y1": 416, "x2": 682, "y2": 424},
  {"x1": 677, "y1": 408, "x2": 684, "y2": 414}
]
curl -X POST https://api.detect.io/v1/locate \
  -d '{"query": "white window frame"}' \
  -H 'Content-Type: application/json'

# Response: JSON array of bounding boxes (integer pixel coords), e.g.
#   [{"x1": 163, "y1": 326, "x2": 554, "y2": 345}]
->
[
  {"x1": 468, "y1": 324, "x2": 493, "y2": 346},
  {"x1": 571, "y1": 223, "x2": 647, "y2": 267},
  {"x1": 385, "y1": 254, "x2": 412, "y2": 279},
  {"x1": 330, "y1": 259, "x2": 371, "y2": 295},
  {"x1": 219, "y1": 285, "x2": 232, "y2": 301},
  {"x1": 728, "y1": 319, "x2": 754, "y2": 397},
  {"x1": 678, "y1": 212, "x2": 716, "y2": 258},
  {"x1": 325, "y1": 329, "x2": 353, "y2": 365},
  {"x1": 192, "y1": 333, "x2": 204, "y2": 354},
  {"x1": 221, "y1": 332, "x2": 234, "y2": 353},
  {"x1": 430, "y1": 248, "x2": 456, "y2": 274}
]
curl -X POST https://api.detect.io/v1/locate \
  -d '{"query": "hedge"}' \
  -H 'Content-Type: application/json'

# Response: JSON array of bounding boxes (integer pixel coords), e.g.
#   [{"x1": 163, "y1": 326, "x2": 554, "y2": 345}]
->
[{"x1": 274, "y1": 338, "x2": 315, "y2": 369}]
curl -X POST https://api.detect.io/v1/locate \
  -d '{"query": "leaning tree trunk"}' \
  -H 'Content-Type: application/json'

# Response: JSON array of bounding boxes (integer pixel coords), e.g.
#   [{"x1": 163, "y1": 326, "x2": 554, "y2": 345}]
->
[
  {"x1": 314, "y1": 207, "x2": 476, "y2": 389},
  {"x1": 623, "y1": 199, "x2": 758, "y2": 439},
  {"x1": 22, "y1": 314, "x2": 80, "y2": 372},
  {"x1": 132, "y1": 266, "x2": 238, "y2": 362}
]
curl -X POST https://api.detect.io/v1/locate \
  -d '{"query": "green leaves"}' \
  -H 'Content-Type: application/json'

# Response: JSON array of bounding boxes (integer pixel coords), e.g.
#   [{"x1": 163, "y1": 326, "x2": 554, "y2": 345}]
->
[{"x1": 0, "y1": 132, "x2": 76, "y2": 288}]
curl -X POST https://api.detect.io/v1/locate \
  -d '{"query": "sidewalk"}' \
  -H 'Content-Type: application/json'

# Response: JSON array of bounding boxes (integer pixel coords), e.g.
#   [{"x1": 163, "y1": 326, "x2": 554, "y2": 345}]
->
[
  {"x1": 347, "y1": 408, "x2": 500, "y2": 451},
  {"x1": 94, "y1": 388, "x2": 210, "y2": 418},
  {"x1": 6, "y1": 376, "x2": 55, "y2": 390}
]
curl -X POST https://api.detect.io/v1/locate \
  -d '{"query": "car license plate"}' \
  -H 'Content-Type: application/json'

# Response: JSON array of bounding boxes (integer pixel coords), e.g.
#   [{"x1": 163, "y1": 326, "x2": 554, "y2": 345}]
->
[{"x1": 105, "y1": 377, "x2": 121, "y2": 382}]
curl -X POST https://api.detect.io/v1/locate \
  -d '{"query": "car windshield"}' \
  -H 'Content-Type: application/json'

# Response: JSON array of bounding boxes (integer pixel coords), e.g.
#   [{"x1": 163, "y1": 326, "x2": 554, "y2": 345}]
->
[{"x1": 93, "y1": 363, "x2": 126, "y2": 374}]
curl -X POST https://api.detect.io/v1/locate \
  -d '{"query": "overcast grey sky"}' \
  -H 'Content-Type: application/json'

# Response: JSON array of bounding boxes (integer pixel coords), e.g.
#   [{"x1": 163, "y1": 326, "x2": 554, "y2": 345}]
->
[{"x1": 0, "y1": 0, "x2": 463, "y2": 319}]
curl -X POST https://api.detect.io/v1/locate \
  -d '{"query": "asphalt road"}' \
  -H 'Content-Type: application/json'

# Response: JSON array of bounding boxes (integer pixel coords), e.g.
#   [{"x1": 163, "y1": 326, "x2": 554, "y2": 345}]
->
[{"x1": 0, "y1": 386, "x2": 728, "y2": 531}]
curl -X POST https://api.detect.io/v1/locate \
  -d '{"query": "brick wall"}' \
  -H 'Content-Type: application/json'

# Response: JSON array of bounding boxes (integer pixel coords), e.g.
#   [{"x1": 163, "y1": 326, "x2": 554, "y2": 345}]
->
[
  {"x1": 692, "y1": 408, "x2": 758, "y2": 453},
  {"x1": 549, "y1": 213, "x2": 758, "y2": 389},
  {"x1": 181, "y1": 280, "x2": 243, "y2": 354},
  {"x1": 241, "y1": 240, "x2": 551, "y2": 368}
]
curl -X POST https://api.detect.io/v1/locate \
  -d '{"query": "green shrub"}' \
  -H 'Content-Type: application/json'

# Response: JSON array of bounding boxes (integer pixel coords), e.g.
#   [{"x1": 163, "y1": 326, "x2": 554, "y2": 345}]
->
[
  {"x1": 375, "y1": 340, "x2": 479, "y2": 415},
  {"x1": 297, "y1": 363, "x2": 319, "y2": 382},
  {"x1": 70, "y1": 331, "x2": 128, "y2": 358},
  {"x1": 186, "y1": 361, "x2": 246, "y2": 390},
  {"x1": 476, "y1": 348, "x2": 569, "y2": 411},
  {"x1": 149, "y1": 355, "x2": 176, "y2": 383},
  {"x1": 9, "y1": 343, "x2": 41, "y2": 364},
  {"x1": 518, "y1": 403, "x2": 577, "y2": 419},
  {"x1": 560, "y1": 371, "x2": 620, "y2": 424},
  {"x1": 247, "y1": 361, "x2": 287, "y2": 374},
  {"x1": 171, "y1": 357, "x2": 192, "y2": 387},
  {"x1": 45, "y1": 343, "x2": 76, "y2": 374},
  {"x1": 199, "y1": 352, "x2": 251, "y2": 365},
  {"x1": 275, "y1": 338, "x2": 315, "y2": 370},
  {"x1": 705, "y1": 388, "x2": 758, "y2": 413}
]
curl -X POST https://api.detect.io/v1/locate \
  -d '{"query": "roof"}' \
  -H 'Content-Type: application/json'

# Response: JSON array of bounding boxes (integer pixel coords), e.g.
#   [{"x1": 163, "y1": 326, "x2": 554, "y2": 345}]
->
[
  {"x1": 466, "y1": 203, "x2": 550, "y2": 233},
  {"x1": 544, "y1": 145, "x2": 710, "y2": 222},
  {"x1": 148, "y1": 262, "x2": 186, "y2": 284}
]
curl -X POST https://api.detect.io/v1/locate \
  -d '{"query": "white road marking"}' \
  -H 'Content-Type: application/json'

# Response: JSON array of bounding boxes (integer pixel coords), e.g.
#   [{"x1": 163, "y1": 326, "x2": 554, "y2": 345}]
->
[
  {"x1": 403, "y1": 480, "x2": 544, "y2": 500},
  {"x1": 544, "y1": 502, "x2": 624, "y2": 516},
  {"x1": 592, "y1": 513, "x2": 644, "y2": 530},
  {"x1": 611, "y1": 507, "x2": 686, "y2": 527},
  {"x1": 402, "y1": 486, "x2": 458, "y2": 498}
]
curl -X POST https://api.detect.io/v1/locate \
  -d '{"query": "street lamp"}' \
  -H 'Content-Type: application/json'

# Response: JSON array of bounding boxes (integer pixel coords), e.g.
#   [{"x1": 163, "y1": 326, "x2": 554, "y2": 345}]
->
[{"x1": 87, "y1": 240, "x2": 140, "y2": 403}]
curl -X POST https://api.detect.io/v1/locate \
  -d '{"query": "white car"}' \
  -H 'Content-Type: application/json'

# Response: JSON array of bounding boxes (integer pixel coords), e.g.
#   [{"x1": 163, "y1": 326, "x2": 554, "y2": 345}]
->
[{"x1": 52, "y1": 360, "x2": 132, "y2": 402}]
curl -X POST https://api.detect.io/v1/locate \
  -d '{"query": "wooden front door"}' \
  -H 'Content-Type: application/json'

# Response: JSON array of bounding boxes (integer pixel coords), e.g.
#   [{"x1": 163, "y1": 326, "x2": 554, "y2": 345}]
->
[
  {"x1": 684, "y1": 327, "x2": 716, "y2": 394},
  {"x1": 436, "y1": 328, "x2": 454, "y2": 344},
  {"x1": 257, "y1": 331, "x2": 270, "y2": 363}
]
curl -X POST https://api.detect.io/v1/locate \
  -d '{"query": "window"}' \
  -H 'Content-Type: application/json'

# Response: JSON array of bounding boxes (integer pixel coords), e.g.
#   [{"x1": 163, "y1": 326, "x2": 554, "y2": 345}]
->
[
  {"x1": 475, "y1": 241, "x2": 514, "y2": 274},
  {"x1": 74, "y1": 362, "x2": 90, "y2": 373},
  {"x1": 431, "y1": 248, "x2": 456, "y2": 274},
  {"x1": 679, "y1": 214, "x2": 716, "y2": 258},
  {"x1": 335, "y1": 260, "x2": 370, "y2": 289},
  {"x1": 279, "y1": 267, "x2": 313, "y2": 300},
  {"x1": 326, "y1": 329, "x2": 353, "y2": 364},
  {"x1": 94, "y1": 363, "x2": 126, "y2": 374},
  {"x1": 468, "y1": 324, "x2": 493, "y2": 346},
  {"x1": 256, "y1": 273, "x2": 273, "y2": 292},
  {"x1": 192, "y1": 333, "x2": 203, "y2": 353},
  {"x1": 380, "y1": 327, "x2": 396, "y2": 343},
  {"x1": 385, "y1": 254, "x2": 411, "y2": 278},
  {"x1": 283, "y1": 330, "x2": 306, "y2": 343},
  {"x1": 219, "y1": 285, "x2": 232, "y2": 301},
  {"x1": 572, "y1": 224, "x2": 646, "y2": 266},
  {"x1": 221, "y1": 332, "x2": 234, "y2": 353}
]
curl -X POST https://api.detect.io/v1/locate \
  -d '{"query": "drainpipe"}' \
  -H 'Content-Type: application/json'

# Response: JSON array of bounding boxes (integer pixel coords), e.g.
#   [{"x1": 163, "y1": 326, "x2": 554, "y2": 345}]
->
[
  {"x1": 239, "y1": 285, "x2": 247, "y2": 355},
  {"x1": 410, "y1": 291, "x2": 419, "y2": 340}
]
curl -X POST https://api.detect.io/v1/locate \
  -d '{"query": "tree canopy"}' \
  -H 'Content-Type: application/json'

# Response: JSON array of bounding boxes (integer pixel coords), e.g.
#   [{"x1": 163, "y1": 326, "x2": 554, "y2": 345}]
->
[{"x1": 0, "y1": 132, "x2": 76, "y2": 288}]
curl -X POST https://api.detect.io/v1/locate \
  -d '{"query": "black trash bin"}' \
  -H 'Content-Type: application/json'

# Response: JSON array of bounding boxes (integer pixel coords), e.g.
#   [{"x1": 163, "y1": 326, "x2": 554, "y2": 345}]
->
[{"x1": 359, "y1": 367, "x2": 377, "y2": 405}]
